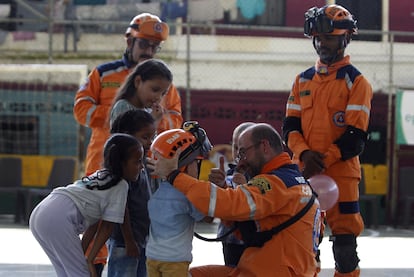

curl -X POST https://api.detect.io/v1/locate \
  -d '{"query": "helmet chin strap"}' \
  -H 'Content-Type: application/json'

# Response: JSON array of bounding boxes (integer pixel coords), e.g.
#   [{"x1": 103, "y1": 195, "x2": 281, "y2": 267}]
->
[{"x1": 125, "y1": 38, "x2": 138, "y2": 66}]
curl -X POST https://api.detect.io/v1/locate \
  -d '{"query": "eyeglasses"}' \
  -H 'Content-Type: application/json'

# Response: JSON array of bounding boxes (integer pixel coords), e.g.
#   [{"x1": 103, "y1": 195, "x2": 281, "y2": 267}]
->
[
  {"x1": 236, "y1": 142, "x2": 261, "y2": 163},
  {"x1": 136, "y1": 38, "x2": 162, "y2": 53}
]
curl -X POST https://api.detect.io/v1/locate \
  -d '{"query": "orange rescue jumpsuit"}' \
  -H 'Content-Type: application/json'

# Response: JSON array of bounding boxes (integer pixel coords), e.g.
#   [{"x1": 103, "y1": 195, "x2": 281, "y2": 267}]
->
[
  {"x1": 284, "y1": 56, "x2": 372, "y2": 276},
  {"x1": 73, "y1": 55, "x2": 183, "y2": 267},
  {"x1": 172, "y1": 153, "x2": 320, "y2": 277}
]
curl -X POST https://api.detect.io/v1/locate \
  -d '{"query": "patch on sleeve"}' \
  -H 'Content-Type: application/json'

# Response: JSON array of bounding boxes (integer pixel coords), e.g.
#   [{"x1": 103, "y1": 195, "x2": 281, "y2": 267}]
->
[
  {"x1": 299, "y1": 90, "x2": 311, "y2": 97},
  {"x1": 247, "y1": 177, "x2": 272, "y2": 194}
]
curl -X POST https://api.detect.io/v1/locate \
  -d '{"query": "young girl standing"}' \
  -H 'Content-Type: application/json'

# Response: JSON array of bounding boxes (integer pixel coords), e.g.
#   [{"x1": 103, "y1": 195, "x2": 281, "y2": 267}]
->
[
  {"x1": 29, "y1": 133, "x2": 144, "y2": 277},
  {"x1": 107, "y1": 109, "x2": 156, "y2": 277},
  {"x1": 110, "y1": 58, "x2": 173, "y2": 129},
  {"x1": 83, "y1": 59, "x2": 171, "y2": 275}
]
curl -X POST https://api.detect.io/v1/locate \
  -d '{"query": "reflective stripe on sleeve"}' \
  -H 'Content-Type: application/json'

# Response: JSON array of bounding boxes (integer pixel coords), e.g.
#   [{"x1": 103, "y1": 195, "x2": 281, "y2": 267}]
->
[
  {"x1": 240, "y1": 186, "x2": 256, "y2": 220},
  {"x1": 346, "y1": 104, "x2": 370, "y2": 116},
  {"x1": 286, "y1": 103, "x2": 301, "y2": 111},
  {"x1": 74, "y1": 96, "x2": 96, "y2": 106},
  {"x1": 162, "y1": 110, "x2": 181, "y2": 129},
  {"x1": 85, "y1": 105, "x2": 97, "y2": 127},
  {"x1": 208, "y1": 183, "x2": 218, "y2": 217},
  {"x1": 166, "y1": 110, "x2": 181, "y2": 115}
]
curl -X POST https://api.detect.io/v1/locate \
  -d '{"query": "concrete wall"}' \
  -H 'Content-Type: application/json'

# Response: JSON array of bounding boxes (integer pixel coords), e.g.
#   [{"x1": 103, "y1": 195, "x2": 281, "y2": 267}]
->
[
  {"x1": 164, "y1": 35, "x2": 414, "y2": 92},
  {"x1": 1, "y1": 32, "x2": 414, "y2": 92}
]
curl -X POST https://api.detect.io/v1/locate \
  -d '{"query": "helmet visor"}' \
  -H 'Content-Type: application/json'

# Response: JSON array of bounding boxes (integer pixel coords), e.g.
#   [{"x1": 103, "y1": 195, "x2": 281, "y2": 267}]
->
[
  {"x1": 304, "y1": 7, "x2": 356, "y2": 36},
  {"x1": 178, "y1": 121, "x2": 213, "y2": 168}
]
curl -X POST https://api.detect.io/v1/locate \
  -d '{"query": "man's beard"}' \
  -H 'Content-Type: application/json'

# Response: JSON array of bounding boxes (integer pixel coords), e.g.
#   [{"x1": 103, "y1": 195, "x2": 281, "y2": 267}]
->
[{"x1": 317, "y1": 47, "x2": 338, "y2": 65}]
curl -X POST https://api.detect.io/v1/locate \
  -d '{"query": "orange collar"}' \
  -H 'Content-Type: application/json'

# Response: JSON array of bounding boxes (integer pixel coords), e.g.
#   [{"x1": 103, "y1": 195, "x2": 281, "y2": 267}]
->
[
  {"x1": 316, "y1": 55, "x2": 351, "y2": 75},
  {"x1": 261, "y1": 152, "x2": 293, "y2": 174}
]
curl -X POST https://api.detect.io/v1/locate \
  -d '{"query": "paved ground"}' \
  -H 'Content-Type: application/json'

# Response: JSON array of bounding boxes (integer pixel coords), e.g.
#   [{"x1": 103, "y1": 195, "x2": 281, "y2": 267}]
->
[{"x1": 1, "y1": 215, "x2": 414, "y2": 277}]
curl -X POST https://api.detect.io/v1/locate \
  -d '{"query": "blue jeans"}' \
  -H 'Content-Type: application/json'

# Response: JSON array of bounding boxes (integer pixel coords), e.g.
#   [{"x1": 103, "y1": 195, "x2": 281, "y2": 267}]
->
[{"x1": 107, "y1": 239, "x2": 147, "y2": 277}]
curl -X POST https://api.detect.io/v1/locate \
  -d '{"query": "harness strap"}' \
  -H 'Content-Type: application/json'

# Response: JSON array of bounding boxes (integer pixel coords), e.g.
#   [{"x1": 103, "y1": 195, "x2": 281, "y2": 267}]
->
[
  {"x1": 264, "y1": 193, "x2": 316, "y2": 236},
  {"x1": 237, "y1": 193, "x2": 316, "y2": 247},
  {"x1": 194, "y1": 193, "x2": 316, "y2": 245},
  {"x1": 194, "y1": 225, "x2": 237, "y2": 242}
]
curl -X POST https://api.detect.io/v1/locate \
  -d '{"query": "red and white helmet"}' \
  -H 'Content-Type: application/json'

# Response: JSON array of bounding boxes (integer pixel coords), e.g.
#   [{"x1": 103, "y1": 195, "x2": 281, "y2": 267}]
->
[{"x1": 125, "y1": 13, "x2": 169, "y2": 42}]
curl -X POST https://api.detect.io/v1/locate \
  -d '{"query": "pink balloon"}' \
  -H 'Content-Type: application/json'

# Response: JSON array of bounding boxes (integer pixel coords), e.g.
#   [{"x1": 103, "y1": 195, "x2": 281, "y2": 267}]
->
[{"x1": 308, "y1": 174, "x2": 339, "y2": 211}]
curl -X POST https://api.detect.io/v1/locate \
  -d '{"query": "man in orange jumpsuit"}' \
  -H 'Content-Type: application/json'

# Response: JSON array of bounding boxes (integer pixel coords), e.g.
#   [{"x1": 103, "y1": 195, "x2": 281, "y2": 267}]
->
[
  {"x1": 282, "y1": 5, "x2": 373, "y2": 277},
  {"x1": 73, "y1": 13, "x2": 183, "y2": 275},
  {"x1": 74, "y1": 13, "x2": 183, "y2": 176},
  {"x1": 151, "y1": 123, "x2": 321, "y2": 277}
]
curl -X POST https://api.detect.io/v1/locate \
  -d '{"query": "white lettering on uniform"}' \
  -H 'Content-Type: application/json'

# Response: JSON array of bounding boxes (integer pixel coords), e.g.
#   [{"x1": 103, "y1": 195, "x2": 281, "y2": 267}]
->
[
  {"x1": 295, "y1": 176, "x2": 306, "y2": 184},
  {"x1": 166, "y1": 133, "x2": 180, "y2": 144}
]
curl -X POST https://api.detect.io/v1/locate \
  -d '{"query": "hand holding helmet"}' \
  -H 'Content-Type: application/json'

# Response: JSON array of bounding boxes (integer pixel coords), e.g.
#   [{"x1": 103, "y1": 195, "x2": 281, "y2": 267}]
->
[
  {"x1": 150, "y1": 121, "x2": 212, "y2": 180},
  {"x1": 149, "y1": 149, "x2": 180, "y2": 179}
]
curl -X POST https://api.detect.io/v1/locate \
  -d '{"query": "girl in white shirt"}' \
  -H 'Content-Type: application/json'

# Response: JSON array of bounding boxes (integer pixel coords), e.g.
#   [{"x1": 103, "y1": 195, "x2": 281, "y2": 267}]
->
[{"x1": 29, "y1": 133, "x2": 144, "y2": 277}]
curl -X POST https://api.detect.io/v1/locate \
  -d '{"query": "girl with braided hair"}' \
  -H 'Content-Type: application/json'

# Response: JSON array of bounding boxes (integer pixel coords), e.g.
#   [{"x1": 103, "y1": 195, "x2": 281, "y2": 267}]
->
[{"x1": 29, "y1": 133, "x2": 144, "y2": 277}]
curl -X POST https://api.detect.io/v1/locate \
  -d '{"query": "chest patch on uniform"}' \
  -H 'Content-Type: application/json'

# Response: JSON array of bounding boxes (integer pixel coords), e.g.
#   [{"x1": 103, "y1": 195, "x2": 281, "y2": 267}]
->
[
  {"x1": 102, "y1": 82, "x2": 121, "y2": 88},
  {"x1": 299, "y1": 90, "x2": 311, "y2": 97},
  {"x1": 248, "y1": 178, "x2": 272, "y2": 194},
  {"x1": 333, "y1": 111, "x2": 346, "y2": 127}
]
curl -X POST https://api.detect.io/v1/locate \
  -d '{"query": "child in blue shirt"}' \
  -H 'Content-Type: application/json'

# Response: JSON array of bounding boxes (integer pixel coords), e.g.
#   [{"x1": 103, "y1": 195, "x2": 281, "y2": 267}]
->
[{"x1": 146, "y1": 121, "x2": 213, "y2": 277}]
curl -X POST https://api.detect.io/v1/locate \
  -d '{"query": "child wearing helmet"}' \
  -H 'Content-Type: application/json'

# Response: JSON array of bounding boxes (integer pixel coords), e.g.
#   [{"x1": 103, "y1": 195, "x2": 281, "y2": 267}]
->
[
  {"x1": 145, "y1": 121, "x2": 213, "y2": 277},
  {"x1": 283, "y1": 4, "x2": 373, "y2": 276}
]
